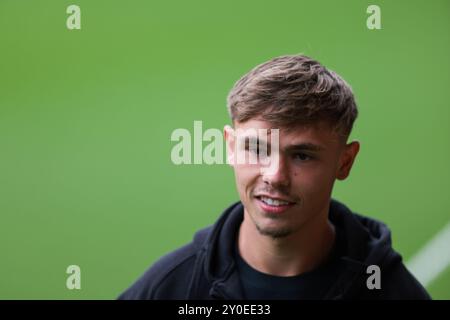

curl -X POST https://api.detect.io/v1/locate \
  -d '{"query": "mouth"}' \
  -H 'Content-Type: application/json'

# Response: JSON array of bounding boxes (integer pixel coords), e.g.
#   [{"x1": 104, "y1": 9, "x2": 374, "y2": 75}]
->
[{"x1": 254, "y1": 195, "x2": 296, "y2": 214}]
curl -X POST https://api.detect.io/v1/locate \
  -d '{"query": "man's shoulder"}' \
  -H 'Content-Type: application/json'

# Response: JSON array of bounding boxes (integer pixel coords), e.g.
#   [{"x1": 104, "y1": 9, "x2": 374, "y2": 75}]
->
[
  {"x1": 381, "y1": 255, "x2": 432, "y2": 300},
  {"x1": 329, "y1": 199, "x2": 431, "y2": 300},
  {"x1": 118, "y1": 226, "x2": 212, "y2": 300}
]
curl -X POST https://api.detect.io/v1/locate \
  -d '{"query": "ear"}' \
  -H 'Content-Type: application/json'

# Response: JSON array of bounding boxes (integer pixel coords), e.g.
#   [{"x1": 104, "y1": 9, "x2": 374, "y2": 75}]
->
[
  {"x1": 224, "y1": 125, "x2": 235, "y2": 167},
  {"x1": 336, "y1": 140, "x2": 360, "y2": 180}
]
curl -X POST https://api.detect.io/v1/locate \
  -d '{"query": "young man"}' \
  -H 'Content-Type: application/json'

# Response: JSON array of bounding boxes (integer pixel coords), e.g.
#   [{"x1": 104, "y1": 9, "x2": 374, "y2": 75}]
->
[{"x1": 119, "y1": 55, "x2": 430, "y2": 300}]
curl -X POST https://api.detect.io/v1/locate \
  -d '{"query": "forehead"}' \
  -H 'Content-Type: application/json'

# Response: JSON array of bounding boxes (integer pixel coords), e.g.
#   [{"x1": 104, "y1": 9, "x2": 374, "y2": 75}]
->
[{"x1": 234, "y1": 118, "x2": 341, "y2": 148}]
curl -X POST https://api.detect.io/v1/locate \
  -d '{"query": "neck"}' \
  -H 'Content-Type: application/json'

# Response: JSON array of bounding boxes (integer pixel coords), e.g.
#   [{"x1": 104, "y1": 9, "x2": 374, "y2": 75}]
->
[{"x1": 237, "y1": 204, "x2": 336, "y2": 276}]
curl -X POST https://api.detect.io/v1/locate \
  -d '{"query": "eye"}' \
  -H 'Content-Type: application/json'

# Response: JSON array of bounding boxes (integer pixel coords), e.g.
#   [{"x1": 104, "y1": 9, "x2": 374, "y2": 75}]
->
[
  {"x1": 248, "y1": 145, "x2": 265, "y2": 155},
  {"x1": 293, "y1": 153, "x2": 313, "y2": 161},
  {"x1": 245, "y1": 141, "x2": 268, "y2": 155}
]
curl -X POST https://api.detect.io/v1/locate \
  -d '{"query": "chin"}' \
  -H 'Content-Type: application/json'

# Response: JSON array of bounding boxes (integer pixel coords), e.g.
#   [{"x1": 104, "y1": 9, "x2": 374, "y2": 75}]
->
[{"x1": 255, "y1": 223, "x2": 293, "y2": 239}]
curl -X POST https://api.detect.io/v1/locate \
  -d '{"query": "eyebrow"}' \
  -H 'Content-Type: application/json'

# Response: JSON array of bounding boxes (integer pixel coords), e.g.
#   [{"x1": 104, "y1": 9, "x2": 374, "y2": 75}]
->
[
  {"x1": 240, "y1": 136, "x2": 324, "y2": 152},
  {"x1": 285, "y1": 143, "x2": 324, "y2": 152}
]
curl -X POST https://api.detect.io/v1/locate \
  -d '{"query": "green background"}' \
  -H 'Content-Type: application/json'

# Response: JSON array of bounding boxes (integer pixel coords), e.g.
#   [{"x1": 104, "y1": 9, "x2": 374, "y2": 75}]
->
[{"x1": 1, "y1": 0, "x2": 449, "y2": 299}]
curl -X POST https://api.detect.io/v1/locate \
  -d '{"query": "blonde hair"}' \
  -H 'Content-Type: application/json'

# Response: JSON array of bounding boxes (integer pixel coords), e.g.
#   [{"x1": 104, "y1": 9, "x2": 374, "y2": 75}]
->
[{"x1": 227, "y1": 54, "x2": 358, "y2": 140}]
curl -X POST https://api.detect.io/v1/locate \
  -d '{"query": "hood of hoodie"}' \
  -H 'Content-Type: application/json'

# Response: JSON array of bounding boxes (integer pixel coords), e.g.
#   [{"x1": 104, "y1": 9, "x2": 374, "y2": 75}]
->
[{"x1": 192, "y1": 198, "x2": 402, "y2": 299}]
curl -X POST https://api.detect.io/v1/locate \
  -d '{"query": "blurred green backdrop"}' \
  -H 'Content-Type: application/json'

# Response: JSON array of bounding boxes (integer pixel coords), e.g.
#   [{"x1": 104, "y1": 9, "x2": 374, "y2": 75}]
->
[{"x1": 1, "y1": 0, "x2": 449, "y2": 299}]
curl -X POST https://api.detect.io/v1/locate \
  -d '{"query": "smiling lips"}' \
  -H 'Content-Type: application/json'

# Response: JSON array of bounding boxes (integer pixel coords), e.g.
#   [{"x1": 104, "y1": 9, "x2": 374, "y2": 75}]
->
[{"x1": 255, "y1": 195, "x2": 296, "y2": 213}]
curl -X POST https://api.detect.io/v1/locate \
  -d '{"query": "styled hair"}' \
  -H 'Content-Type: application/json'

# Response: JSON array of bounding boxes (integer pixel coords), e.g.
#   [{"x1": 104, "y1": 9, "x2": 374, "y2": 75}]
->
[{"x1": 227, "y1": 54, "x2": 358, "y2": 140}]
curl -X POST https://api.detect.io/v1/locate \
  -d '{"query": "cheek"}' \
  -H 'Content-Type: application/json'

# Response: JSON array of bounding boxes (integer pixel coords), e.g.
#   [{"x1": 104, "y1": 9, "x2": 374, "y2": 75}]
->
[
  {"x1": 291, "y1": 163, "x2": 336, "y2": 196},
  {"x1": 233, "y1": 164, "x2": 261, "y2": 194}
]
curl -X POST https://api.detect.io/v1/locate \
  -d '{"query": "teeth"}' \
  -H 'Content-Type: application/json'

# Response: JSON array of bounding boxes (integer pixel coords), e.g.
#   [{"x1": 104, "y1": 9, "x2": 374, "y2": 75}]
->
[{"x1": 260, "y1": 196, "x2": 290, "y2": 206}]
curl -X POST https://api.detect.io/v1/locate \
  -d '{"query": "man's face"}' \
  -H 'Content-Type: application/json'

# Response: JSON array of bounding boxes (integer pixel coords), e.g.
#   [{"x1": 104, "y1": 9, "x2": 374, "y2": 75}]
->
[{"x1": 224, "y1": 118, "x2": 359, "y2": 238}]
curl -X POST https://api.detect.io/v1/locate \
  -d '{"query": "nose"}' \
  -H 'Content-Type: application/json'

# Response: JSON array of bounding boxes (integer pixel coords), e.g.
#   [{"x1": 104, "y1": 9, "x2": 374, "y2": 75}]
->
[{"x1": 262, "y1": 155, "x2": 290, "y2": 189}]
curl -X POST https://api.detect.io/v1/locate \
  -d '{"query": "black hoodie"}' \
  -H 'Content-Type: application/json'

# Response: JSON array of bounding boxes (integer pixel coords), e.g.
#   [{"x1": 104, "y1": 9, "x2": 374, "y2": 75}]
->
[{"x1": 118, "y1": 199, "x2": 431, "y2": 300}]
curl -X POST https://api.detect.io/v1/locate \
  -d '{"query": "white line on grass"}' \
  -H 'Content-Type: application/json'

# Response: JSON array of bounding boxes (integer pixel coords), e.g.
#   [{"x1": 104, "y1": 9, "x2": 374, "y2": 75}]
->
[{"x1": 406, "y1": 221, "x2": 450, "y2": 287}]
